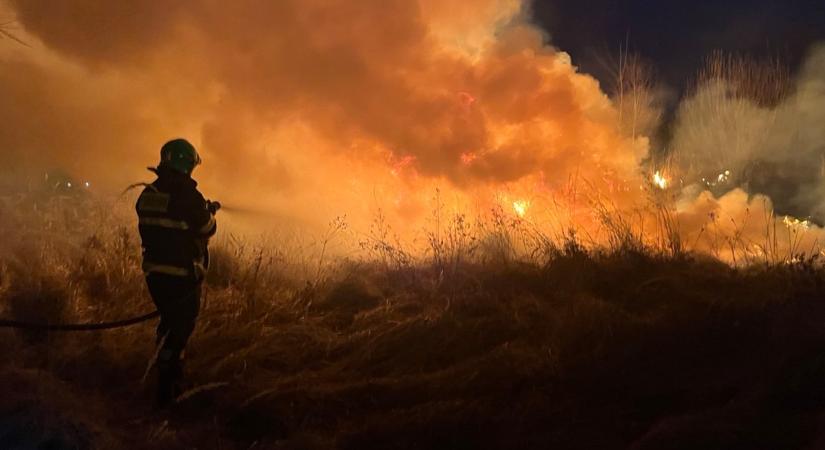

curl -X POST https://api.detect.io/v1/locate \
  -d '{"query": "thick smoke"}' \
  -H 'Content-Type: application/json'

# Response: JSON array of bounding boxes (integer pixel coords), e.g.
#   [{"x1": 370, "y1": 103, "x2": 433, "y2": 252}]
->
[
  {"x1": 8, "y1": 0, "x2": 823, "y2": 261},
  {"x1": 643, "y1": 45, "x2": 825, "y2": 261},
  {"x1": 0, "y1": 0, "x2": 646, "y2": 230},
  {"x1": 672, "y1": 45, "x2": 825, "y2": 223}
]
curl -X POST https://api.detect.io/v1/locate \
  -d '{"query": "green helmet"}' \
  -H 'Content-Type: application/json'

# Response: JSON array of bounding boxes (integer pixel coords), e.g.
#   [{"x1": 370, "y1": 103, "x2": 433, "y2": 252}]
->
[{"x1": 159, "y1": 138, "x2": 201, "y2": 174}]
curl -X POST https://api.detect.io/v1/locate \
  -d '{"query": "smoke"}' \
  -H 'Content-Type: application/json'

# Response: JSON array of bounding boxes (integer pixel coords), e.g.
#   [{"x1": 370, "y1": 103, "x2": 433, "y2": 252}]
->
[
  {"x1": 0, "y1": 0, "x2": 647, "y2": 231},
  {"x1": 7, "y1": 0, "x2": 824, "y2": 262},
  {"x1": 671, "y1": 45, "x2": 825, "y2": 223}
]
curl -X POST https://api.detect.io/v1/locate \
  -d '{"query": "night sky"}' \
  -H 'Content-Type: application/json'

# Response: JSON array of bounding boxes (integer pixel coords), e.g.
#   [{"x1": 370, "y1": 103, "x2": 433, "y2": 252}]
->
[{"x1": 532, "y1": 0, "x2": 825, "y2": 92}]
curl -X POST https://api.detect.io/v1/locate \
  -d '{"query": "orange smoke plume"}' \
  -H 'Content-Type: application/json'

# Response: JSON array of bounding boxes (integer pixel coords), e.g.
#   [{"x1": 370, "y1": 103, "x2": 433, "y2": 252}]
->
[{"x1": 0, "y1": 0, "x2": 649, "y2": 234}]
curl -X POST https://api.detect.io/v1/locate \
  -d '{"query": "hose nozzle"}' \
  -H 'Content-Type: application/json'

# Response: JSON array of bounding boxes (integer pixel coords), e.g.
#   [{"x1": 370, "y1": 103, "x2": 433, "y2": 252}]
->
[{"x1": 206, "y1": 200, "x2": 221, "y2": 214}]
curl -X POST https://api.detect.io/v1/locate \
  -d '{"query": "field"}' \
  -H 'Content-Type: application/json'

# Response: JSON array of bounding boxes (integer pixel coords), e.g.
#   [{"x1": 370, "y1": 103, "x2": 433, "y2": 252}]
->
[{"x1": 3, "y1": 190, "x2": 825, "y2": 450}]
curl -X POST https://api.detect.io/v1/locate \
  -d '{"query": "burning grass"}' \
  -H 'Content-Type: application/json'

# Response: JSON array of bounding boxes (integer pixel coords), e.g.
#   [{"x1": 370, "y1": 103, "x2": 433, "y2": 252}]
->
[{"x1": 4, "y1": 191, "x2": 825, "y2": 449}]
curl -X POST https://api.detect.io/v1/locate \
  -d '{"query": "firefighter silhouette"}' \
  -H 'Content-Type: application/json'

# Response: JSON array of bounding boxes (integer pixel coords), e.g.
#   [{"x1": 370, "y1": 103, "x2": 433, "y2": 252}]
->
[{"x1": 136, "y1": 138, "x2": 219, "y2": 406}]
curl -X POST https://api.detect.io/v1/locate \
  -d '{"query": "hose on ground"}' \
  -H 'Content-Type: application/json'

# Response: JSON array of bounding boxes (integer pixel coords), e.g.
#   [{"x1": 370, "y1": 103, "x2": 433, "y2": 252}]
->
[{"x1": 0, "y1": 311, "x2": 160, "y2": 331}]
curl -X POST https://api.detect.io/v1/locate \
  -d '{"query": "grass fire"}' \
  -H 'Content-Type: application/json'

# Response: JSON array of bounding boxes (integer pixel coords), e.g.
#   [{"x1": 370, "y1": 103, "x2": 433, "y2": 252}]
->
[{"x1": 2, "y1": 1, "x2": 825, "y2": 449}]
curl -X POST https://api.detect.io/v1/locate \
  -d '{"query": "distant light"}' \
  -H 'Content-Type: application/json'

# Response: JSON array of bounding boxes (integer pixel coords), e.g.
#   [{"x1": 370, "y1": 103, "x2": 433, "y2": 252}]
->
[
  {"x1": 66, "y1": 182, "x2": 72, "y2": 188},
  {"x1": 84, "y1": 181, "x2": 91, "y2": 188}
]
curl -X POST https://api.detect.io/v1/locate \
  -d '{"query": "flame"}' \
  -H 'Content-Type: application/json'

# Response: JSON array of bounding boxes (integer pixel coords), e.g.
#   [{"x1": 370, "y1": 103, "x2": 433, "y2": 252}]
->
[
  {"x1": 702, "y1": 170, "x2": 731, "y2": 187},
  {"x1": 460, "y1": 152, "x2": 478, "y2": 165},
  {"x1": 390, "y1": 155, "x2": 416, "y2": 177},
  {"x1": 512, "y1": 199, "x2": 530, "y2": 218},
  {"x1": 652, "y1": 171, "x2": 668, "y2": 190},
  {"x1": 783, "y1": 215, "x2": 811, "y2": 230}
]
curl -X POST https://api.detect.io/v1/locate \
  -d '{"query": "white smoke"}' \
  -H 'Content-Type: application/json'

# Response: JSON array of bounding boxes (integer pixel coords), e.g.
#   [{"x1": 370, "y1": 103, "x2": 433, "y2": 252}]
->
[{"x1": 672, "y1": 44, "x2": 825, "y2": 223}]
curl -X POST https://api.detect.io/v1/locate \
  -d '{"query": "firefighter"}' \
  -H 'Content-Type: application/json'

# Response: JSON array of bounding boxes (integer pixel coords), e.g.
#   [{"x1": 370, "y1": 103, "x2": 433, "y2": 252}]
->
[{"x1": 135, "y1": 138, "x2": 219, "y2": 406}]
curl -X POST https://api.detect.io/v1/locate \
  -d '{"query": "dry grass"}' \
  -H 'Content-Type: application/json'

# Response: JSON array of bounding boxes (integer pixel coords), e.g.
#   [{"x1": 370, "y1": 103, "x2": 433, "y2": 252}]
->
[{"x1": 3, "y1": 188, "x2": 825, "y2": 449}]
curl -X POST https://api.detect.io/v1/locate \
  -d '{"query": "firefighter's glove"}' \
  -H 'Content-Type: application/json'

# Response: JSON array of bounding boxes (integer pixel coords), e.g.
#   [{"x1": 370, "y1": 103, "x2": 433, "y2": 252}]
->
[{"x1": 207, "y1": 200, "x2": 221, "y2": 214}]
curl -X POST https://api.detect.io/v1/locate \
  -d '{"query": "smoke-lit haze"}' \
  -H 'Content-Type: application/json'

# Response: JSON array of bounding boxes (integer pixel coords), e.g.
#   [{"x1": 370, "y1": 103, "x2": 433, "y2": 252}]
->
[
  {"x1": 0, "y1": 0, "x2": 647, "y2": 230},
  {"x1": 1, "y1": 0, "x2": 824, "y2": 259}
]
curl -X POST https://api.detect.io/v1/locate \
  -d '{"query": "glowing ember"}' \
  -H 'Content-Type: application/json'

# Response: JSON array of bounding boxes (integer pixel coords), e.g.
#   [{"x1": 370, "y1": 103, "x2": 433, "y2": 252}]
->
[
  {"x1": 458, "y1": 91, "x2": 477, "y2": 107},
  {"x1": 702, "y1": 170, "x2": 731, "y2": 187},
  {"x1": 512, "y1": 200, "x2": 530, "y2": 218},
  {"x1": 652, "y1": 171, "x2": 668, "y2": 190},
  {"x1": 460, "y1": 152, "x2": 478, "y2": 165}
]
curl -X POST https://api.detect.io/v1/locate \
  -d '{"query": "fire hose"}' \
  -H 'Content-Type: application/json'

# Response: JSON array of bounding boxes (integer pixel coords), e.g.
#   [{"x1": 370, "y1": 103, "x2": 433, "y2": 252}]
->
[
  {"x1": 0, "y1": 184, "x2": 198, "y2": 332},
  {"x1": 0, "y1": 311, "x2": 160, "y2": 331},
  {"x1": 0, "y1": 188, "x2": 264, "y2": 332}
]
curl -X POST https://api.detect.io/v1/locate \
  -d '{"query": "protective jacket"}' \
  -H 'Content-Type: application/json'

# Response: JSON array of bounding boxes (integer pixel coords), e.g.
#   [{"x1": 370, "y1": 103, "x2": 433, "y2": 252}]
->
[{"x1": 136, "y1": 166, "x2": 217, "y2": 280}]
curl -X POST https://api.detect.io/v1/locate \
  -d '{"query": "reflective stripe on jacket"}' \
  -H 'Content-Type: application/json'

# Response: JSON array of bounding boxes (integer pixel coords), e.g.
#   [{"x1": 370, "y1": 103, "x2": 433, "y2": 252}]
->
[{"x1": 136, "y1": 167, "x2": 216, "y2": 280}]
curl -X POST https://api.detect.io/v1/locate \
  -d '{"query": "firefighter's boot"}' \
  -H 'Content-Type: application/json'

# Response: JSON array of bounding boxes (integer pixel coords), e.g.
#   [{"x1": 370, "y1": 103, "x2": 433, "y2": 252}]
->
[{"x1": 156, "y1": 350, "x2": 183, "y2": 407}]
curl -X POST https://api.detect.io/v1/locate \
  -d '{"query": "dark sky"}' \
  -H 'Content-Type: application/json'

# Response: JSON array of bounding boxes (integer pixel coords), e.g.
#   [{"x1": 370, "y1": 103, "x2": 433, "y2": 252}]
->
[{"x1": 532, "y1": 0, "x2": 825, "y2": 91}]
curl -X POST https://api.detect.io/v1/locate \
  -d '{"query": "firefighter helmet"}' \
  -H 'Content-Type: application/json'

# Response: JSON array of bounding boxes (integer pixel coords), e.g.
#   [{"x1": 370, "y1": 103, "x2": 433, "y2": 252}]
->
[{"x1": 159, "y1": 139, "x2": 201, "y2": 174}]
